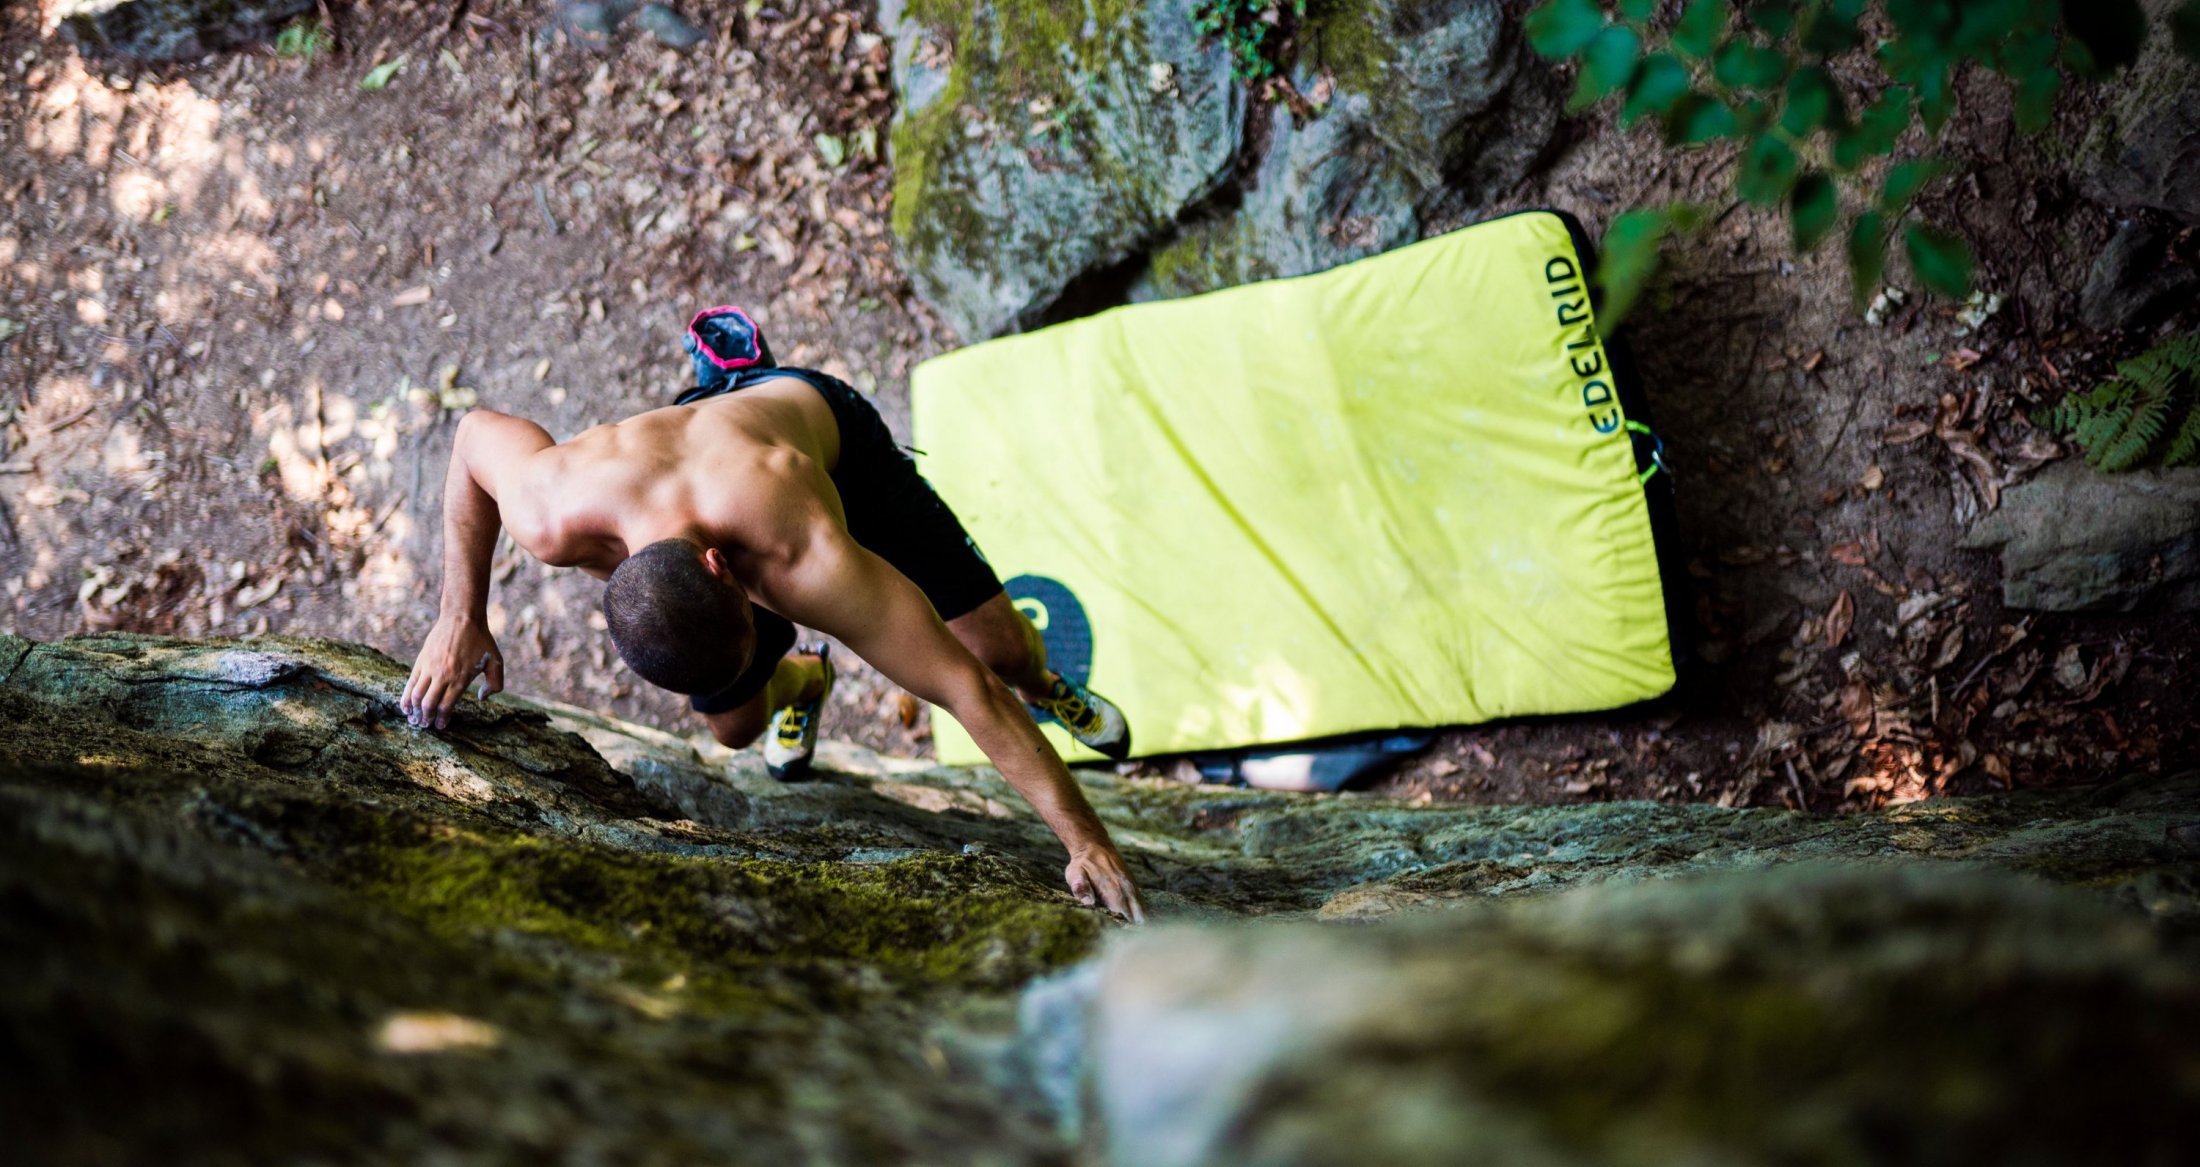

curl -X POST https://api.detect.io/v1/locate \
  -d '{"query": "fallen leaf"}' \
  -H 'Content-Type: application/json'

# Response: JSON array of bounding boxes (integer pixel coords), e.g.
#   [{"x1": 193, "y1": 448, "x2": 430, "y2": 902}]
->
[
  {"x1": 1932, "y1": 625, "x2": 1966, "y2": 669},
  {"x1": 1945, "y1": 347, "x2": 1983, "y2": 371},
  {"x1": 1838, "y1": 679, "x2": 1875, "y2": 737},
  {"x1": 895, "y1": 691, "x2": 920, "y2": 728},
  {"x1": 1829, "y1": 542, "x2": 1869, "y2": 566},
  {"x1": 1934, "y1": 392, "x2": 2003, "y2": 509},
  {"x1": 391, "y1": 285, "x2": 433, "y2": 307},
  {"x1": 1882, "y1": 418, "x2": 1932, "y2": 444},
  {"x1": 1860, "y1": 464, "x2": 1884, "y2": 490},
  {"x1": 1825, "y1": 590, "x2": 1855, "y2": 649},
  {"x1": 360, "y1": 57, "x2": 407, "y2": 92}
]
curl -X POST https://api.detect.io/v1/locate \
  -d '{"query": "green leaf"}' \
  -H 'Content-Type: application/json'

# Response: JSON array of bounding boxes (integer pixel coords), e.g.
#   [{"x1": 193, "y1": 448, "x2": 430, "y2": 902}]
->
[
  {"x1": 1525, "y1": 0, "x2": 1606, "y2": 58},
  {"x1": 1665, "y1": 92, "x2": 1739, "y2": 144},
  {"x1": 1879, "y1": 156, "x2": 1947, "y2": 208},
  {"x1": 1713, "y1": 40, "x2": 1786, "y2": 90},
  {"x1": 1779, "y1": 67, "x2": 1840, "y2": 136},
  {"x1": 1620, "y1": 0, "x2": 1657, "y2": 22},
  {"x1": 2064, "y1": 0, "x2": 2146, "y2": 74},
  {"x1": 1904, "y1": 222, "x2": 1974, "y2": 298},
  {"x1": 1916, "y1": 62, "x2": 1954, "y2": 133},
  {"x1": 1833, "y1": 85, "x2": 1911, "y2": 169},
  {"x1": 1799, "y1": 0, "x2": 1863, "y2": 54},
  {"x1": 1672, "y1": 0, "x2": 1727, "y2": 57},
  {"x1": 1847, "y1": 210, "x2": 1887, "y2": 304},
  {"x1": 1736, "y1": 134, "x2": 1799, "y2": 206},
  {"x1": 1571, "y1": 25, "x2": 1642, "y2": 110},
  {"x1": 1999, "y1": 27, "x2": 2056, "y2": 75},
  {"x1": 814, "y1": 133, "x2": 847, "y2": 167},
  {"x1": 2173, "y1": 0, "x2": 2200, "y2": 60},
  {"x1": 360, "y1": 56, "x2": 406, "y2": 91},
  {"x1": 1622, "y1": 53, "x2": 1691, "y2": 126},
  {"x1": 1595, "y1": 207, "x2": 1678, "y2": 330},
  {"x1": 2013, "y1": 66, "x2": 2061, "y2": 133},
  {"x1": 1790, "y1": 172, "x2": 1838, "y2": 252},
  {"x1": 1745, "y1": 1, "x2": 1793, "y2": 36}
]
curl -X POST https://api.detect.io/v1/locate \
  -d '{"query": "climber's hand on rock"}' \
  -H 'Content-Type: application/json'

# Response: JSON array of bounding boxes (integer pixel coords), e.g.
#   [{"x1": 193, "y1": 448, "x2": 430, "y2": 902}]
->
[
  {"x1": 1066, "y1": 844, "x2": 1146, "y2": 924},
  {"x1": 402, "y1": 614, "x2": 504, "y2": 730}
]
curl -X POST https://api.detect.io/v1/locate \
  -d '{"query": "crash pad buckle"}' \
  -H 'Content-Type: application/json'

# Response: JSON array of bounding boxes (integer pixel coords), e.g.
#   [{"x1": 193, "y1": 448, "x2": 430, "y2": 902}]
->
[{"x1": 1624, "y1": 420, "x2": 1669, "y2": 486}]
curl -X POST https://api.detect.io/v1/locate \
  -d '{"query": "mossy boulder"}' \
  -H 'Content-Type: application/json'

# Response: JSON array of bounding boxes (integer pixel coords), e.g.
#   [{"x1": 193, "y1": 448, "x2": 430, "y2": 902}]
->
[
  {"x1": 3, "y1": 632, "x2": 2197, "y2": 1162},
  {"x1": 1081, "y1": 864, "x2": 2200, "y2": 1166},
  {"x1": 882, "y1": 0, "x2": 1559, "y2": 336},
  {"x1": 882, "y1": 0, "x2": 1245, "y2": 340},
  {"x1": 55, "y1": 0, "x2": 315, "y2": 60},
  {"x1": 1134, "y1": 0, "x2": 1559, "y2": 301}
]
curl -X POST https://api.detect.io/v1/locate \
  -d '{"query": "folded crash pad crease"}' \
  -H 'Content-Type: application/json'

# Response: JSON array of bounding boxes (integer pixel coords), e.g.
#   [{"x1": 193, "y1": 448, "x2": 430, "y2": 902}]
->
[{"x1": 915, "y1": 210, "x2": 1675, "y2": 762}]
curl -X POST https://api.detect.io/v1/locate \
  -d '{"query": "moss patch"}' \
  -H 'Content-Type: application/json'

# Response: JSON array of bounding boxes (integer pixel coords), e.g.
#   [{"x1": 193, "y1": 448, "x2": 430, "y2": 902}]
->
[{"x1": 341, "y1": 817, "x2": 1105, "y2": 1014}]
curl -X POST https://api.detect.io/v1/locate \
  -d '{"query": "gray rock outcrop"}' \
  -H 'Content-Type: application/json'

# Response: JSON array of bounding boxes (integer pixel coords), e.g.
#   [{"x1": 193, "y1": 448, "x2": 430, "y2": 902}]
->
[
  {"x1": 882, "y1": 0, "x2": 1247, "y2": 341},
  {"x1": 56, "y1": 0, "x2": 315, "y2": 60},
  {"x1": 883, "y1": 0, "x2": 1558, "y2": 339},
  {"x1": 2081, "y1": 220, "x2": 2200, "y2": 332},
  {"x1": 1961, "y1": 458, "x2": 2200, "y2": 611},
  {"x1": 1077, "y1": 864, "x2": 2200, "y2": 1167},
  {"x1": 5, "y1": 632, "x2": 2197, "y2": 1162},
  {"x1": 2077, "y1": 0, "x2": 2200, "y2": 225},
  {"x1": 1133, "y1": 0, "x2": 1557, "y2": 301}
]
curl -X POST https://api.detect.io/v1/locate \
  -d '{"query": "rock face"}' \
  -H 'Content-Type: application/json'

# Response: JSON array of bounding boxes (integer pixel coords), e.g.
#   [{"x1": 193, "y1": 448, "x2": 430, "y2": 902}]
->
[
  {"x1": 56, "y1": 0, "x2": 315, "y2": 61},
  {"x1": 883, "y1": 0, "x2": 1246, "y2": 342},
  {"x1": 5, "y1": 632, "x2": 2198, "y2": 1163},
  {"x1": 2077, "y1": 0, "x2": 2200, "y2": 225},
  {"x1": 883, "y1": 0, "x2": 1558, "y2": 339},
  {"x1": 1962, "y1": 459, "x2": 2200, "y2": 611},
  {"x1": 2080, "y1": 220, "x2": 2200, "y2": 332},
  {"x1": 1132, "y1": 0, "x2": 1557, "y2": 302},
  {"x1": 1083, "y1": 866, "x2": 2200, "y2": 1167}
]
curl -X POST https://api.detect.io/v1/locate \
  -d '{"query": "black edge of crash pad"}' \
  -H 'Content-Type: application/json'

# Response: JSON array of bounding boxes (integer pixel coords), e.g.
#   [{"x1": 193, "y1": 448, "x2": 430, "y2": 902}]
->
[{"x1": 1539, "y1": 207, "x2": 1695, "y2": 697}]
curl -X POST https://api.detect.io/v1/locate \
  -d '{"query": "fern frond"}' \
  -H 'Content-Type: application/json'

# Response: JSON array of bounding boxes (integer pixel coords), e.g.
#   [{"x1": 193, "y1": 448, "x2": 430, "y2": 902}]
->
[
  {"x1": 2099, "y1": 377, "x2": 2170, "y2": 471},
  {"x1": 2075, "y1": 386, "x2": 2137, "y2": 467},
  {"x1": 2045, "y1": 332, "x2": 2200, "y2": 472},
  {"x1": 2163, "y1": 398, "x2": 2200, "y2": 468}
]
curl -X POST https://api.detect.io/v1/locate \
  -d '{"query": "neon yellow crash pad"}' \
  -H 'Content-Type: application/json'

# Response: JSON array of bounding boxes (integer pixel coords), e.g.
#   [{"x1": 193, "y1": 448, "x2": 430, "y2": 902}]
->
[{"x1": 911, "y1": 210, "x2": 1674, "y2": 765}]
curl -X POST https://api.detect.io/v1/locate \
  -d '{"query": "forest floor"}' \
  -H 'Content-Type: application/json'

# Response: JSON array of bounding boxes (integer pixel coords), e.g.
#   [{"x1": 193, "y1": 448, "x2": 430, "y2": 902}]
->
[{"x1": 3, "y1": 0, "x2": 2194, "y2": 810}]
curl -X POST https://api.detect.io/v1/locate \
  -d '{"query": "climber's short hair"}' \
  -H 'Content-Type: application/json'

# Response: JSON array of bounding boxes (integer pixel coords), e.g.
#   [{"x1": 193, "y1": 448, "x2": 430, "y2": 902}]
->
[{"x1": 603, "y1": 539, "x2": 753, "y2": 696}]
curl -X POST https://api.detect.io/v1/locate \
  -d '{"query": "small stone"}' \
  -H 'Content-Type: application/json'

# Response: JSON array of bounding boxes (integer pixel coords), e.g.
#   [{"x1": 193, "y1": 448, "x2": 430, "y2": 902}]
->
[{"x1": 634, "y1": 3, "x2": 706, "y2": 50}]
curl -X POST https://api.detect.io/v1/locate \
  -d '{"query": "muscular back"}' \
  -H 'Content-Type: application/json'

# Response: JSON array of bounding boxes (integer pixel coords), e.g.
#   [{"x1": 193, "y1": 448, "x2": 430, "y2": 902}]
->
[{"x1": 469, "y1": 378, "x2": 846, "y2": 582}]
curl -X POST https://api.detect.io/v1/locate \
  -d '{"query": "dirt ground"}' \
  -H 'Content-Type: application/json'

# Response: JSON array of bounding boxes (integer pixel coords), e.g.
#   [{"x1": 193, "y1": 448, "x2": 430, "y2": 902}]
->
[{"x1": 3, "y1": 0, "x2": 2194, "y2": 810}]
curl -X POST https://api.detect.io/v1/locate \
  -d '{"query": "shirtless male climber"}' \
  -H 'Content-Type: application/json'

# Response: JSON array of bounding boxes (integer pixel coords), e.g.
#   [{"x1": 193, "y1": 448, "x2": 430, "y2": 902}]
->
[{"x1": 398, "y1": 306, "x2": 1145, "y2": 921}]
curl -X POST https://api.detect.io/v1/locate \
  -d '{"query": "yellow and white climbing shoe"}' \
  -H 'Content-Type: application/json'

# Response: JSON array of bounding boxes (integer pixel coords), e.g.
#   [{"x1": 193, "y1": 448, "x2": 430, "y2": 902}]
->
[
  {"x1": 764, "y1": 645, "x2": 834, "y2": 781},
  {"x1": 1031, "y1": 673, "x2": 1132, "y2": 760}
]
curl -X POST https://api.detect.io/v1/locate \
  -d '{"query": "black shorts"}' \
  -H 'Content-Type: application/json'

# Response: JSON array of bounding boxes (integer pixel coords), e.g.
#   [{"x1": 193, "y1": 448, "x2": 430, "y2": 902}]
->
[{"x1": 673, "y1": 367, "x2": 1004, "y2": 714}]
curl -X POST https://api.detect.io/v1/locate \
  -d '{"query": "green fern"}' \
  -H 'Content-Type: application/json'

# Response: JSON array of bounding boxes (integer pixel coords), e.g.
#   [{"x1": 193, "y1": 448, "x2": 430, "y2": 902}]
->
[
  {"x1": 2165, "y1": 398, "x2": 2200, "y2": 467},
  {"x1": 2043, "y1": 333, "x2": 2200, "y2": 471}
]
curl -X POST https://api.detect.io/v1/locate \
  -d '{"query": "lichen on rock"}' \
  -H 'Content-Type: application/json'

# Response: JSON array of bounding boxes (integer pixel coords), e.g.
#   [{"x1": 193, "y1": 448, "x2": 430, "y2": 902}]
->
[
  {"x1": 883, "y1": 0, "x2": 1560, "y2": 333},
  {"x1": 883, "y1": 0, "x2": 1245, "y2": 340}
]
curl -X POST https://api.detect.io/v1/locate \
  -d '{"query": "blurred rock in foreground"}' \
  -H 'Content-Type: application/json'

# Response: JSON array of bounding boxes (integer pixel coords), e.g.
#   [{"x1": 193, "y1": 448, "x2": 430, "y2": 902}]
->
[
  {"x1": 55, "y1": 0, "x2": 315, "y2": 60},
  {"x1": 2, "y1": 633, "x2": 2195, "y2": 1164}
]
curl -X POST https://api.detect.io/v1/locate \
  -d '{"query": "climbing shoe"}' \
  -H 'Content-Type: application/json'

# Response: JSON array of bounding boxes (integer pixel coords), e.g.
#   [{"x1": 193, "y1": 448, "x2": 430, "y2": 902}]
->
[
  {"x1": 1031, "y1": 672, "x2": 1132, "y2": 760},
  {"x1": 764, "y1": 644, "x2": 834, "y2": 781}
]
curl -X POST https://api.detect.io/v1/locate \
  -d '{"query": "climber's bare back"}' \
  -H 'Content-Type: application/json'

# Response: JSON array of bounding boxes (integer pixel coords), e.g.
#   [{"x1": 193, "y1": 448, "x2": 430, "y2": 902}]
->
[{"x1": 465, "y1": 377, "x2": 846, "y2": 583}]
